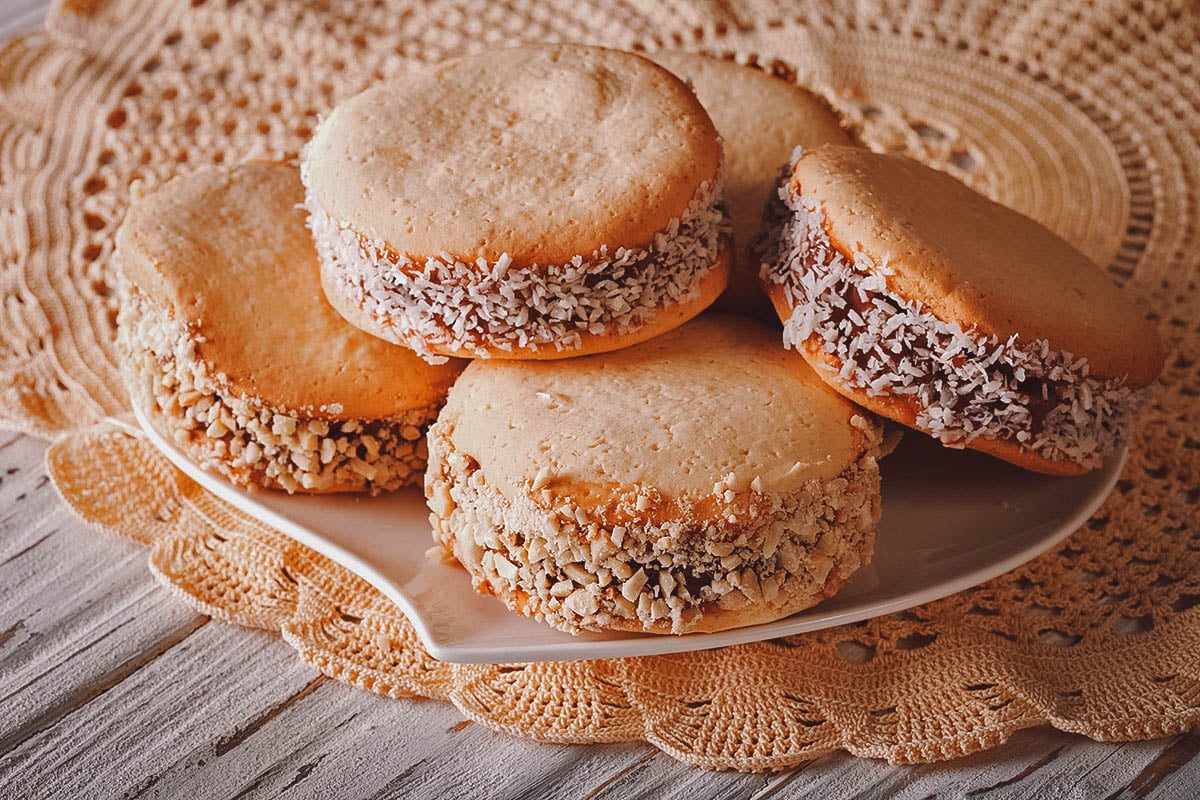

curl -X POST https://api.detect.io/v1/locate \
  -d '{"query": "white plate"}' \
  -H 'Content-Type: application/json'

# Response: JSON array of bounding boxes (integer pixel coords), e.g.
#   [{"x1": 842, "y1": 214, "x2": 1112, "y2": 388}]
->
[{"x1": 133, "y1": 404, "x2": 1124, "y2": 663}]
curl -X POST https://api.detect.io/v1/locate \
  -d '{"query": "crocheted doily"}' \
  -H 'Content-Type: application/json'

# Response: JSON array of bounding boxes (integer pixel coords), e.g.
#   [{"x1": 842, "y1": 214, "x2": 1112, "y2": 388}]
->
[{"x1": 4, "y1": 0, "x2": 1197, "y2": 771}]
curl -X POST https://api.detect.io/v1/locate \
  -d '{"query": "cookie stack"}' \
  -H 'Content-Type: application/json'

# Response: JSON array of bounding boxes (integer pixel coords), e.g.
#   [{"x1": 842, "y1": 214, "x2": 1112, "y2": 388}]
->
[{"x1": 114, "y1": 43, "x2": 1162, "y2": 637}]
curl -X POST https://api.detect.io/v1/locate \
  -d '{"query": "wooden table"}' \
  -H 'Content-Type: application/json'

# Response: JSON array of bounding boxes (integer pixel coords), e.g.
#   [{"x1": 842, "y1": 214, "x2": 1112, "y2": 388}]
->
[
  {"x1": 5, "y1": 436, "x2": 1198, "y2": 800},
  {"x1": 2, "y1": 5, "x2": 1197, "y2": 798}
]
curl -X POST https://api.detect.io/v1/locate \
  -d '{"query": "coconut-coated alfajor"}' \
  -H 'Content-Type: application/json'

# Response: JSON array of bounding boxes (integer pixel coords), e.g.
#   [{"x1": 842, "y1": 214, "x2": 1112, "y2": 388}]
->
[
  {"x1": 302, "y1": 44, "x2": 730, "y2": 363},
  {"x1": 648, "y1": 51, "x2": 852, "y2": 320},
  {"x1": 760, "y1": 145, "x2": 1165, "y2": 475},
  {"x1": 115, "y1": 163, "x2": 464, "y2": 494}
]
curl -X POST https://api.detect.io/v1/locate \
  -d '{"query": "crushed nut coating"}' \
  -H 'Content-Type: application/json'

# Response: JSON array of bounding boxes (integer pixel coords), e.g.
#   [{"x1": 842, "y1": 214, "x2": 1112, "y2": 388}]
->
[
  {"x1": 425, "y1": 421, "x2": 880, "y2": 634},
  {"x1": 117, "y1": 281, "x2": 432, "y2": 494}
]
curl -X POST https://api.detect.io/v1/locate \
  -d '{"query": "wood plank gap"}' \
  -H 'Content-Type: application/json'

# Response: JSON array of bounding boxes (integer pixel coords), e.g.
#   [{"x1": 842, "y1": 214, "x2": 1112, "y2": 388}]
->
[
  {"x1": 0, "y1": 616, "x2": 208, "y2": 756},
  {"x1": 578, "y1": 750, "x2": 659, "y2": 800},
  {"x1": 1107, "y1": 730, "x2": 1200, "y2": 800},
  {"x1": 0, "y1": 529, "x2": 56, "y2": 567},
  {"x1": 1, "y1": 608, "x2": 154, "y2": 705},
  {"x1": 965, "y1": 744, "x2": 1066, "y2": 795},
  {"x1": 233, "y1": 709, "x2": 365, "y2": 798},
  {"x1": 1074, "y1": 743, "x2": 1126, "y2": 788},
  {"x1": 213, "y1": 676, "x2": 327, "y2": 757},
  {"x1": 1, "y1": 485, "x2": 58, "y2": 529},
  {"x1": 278, "y1": 754, "x2": 328, "y2": 794},
  {"x1": 365, "y1": 760, "x2": 427, "y2": 800},
  {"x1": 748, "y1": 764, "x2": 810, "y2": 800}
]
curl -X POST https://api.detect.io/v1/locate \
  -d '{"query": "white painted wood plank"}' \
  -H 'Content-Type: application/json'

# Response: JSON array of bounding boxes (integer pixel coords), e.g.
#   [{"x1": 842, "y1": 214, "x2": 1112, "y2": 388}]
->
[
  {"x1": 0, "y1": 432, "x2": 59, "y2": 535},
  {"x1": 757, "y1": 728, "x2": 1178, "y2": 799},
  {"x1": 0, "y1": 437, "x2": 206, "y2": 753},
  {"x1": 0, "y1": 620, "x2": 321, "y2": 798},
  {"x1": 917, "y1": 734, "x2": 1172, "y2": 799},
  {"x1": 135, "y1": 680, "x2": 660, "y2": 800},
  {"x1": 1117, "y1": 729, "x2": 1200, "y2": 800},
  {"x1": 576, "y1": 750, "x2": 771, "y2": 800}
]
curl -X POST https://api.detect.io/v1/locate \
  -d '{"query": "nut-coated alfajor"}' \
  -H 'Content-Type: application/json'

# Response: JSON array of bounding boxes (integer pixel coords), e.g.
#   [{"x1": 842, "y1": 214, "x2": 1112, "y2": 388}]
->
[
  {"x1": 425, "y1": 316, "x2": 885, "y2": 635},
  {"x1": 115, "y1": 163, "x2": 464, "y2": 494}
]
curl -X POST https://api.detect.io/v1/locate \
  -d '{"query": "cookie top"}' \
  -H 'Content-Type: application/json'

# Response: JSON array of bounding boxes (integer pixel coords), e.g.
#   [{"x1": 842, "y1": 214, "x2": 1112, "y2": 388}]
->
[
  {"x1": 115, "y1": 163, "x2": 463, "y2": 418},
  {"x1": 792, "y1": 146, "x2": 1164, "y2": 384},
  {"x1": 649, "y1": 52, "x2": 850, "y2": 269},
  {"x1": 440, "y1": 315, "x2": 877, "y2": 513},
  {"x1": 303, "y1": 44, "x2": 722, "y2": 265}
]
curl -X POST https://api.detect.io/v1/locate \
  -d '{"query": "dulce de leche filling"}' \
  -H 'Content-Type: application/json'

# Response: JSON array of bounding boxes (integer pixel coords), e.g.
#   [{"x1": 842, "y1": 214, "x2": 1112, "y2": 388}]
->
[
  {"x1": 301, "y1": 158, "x2": 727, "y2": 364},
  {"x1": 760, "y1": 165, "x2": 1146, "y2": 470}
]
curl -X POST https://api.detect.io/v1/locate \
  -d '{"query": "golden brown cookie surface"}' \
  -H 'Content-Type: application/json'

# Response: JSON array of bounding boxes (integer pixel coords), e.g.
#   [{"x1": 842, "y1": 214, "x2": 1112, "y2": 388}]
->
[
  {"x1": 791, "y1": 145, "x2": 1162, "y2": 384},
  {"x1": 117, "y1": 163, "x2": 462, "y2": 418},
  {"x1": 302, "y1": 44, "x2": 730, "y2": 361},
  {"x1": 426, "y1": 315, "x2": 883, "y2": 634},
  {"x1": 305, "y1": 44, "x2": 721, "y2": 264}
]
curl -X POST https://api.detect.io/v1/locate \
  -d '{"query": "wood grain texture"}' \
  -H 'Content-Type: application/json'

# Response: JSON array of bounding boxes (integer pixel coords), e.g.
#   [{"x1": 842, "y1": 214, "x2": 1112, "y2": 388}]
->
[
  {"x1": 1, "y1": 429, "x2": 1195, "y2": 799},
  {"x1": 0, "y1": 438, "x2": 206, "y2": 754},
  {"x1": 0, "y1": 2, "x2": 1196, "y2": 797}
]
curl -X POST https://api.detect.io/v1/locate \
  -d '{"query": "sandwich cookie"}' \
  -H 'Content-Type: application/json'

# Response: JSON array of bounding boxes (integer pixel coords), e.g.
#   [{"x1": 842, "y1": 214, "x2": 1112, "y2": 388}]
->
[
  {"x1": 425, "y1": 316, "x2": 884, "y2": 635},
  {"x1": 115, "y1": 163, "x2": 464, "y2": 493},
  {"x1": 761, "y1": 145, "x2": 1165, "y2": 475},
  {"x1": 302, "y1": 44, "x2": 730, "y2": 363},
  {"x1": 648, "y1": 51, "x2": 851, "y2": 320}
]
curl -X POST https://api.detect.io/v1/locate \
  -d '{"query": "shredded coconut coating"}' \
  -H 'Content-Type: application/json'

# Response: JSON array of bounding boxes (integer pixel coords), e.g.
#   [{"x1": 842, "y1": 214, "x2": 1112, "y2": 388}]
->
[
  {"x1": 116, "y1": 281, "x2": 431, "y2": 494},
  {"x1": 301, "y1": 158, "x2": 728, "y2": 364},
  {"x1": 760, "y1": 156, "x2": 1145, "y2": 470},
  {"x1": 426, "y1": 423, "x2": 880, "y2": 635}
]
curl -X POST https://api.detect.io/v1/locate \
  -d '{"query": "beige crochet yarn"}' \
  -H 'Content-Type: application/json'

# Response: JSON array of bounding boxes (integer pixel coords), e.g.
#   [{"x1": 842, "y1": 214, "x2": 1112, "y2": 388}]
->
[{"x1": 3, "y1": 0, "x2": 1198, "y2": 771}]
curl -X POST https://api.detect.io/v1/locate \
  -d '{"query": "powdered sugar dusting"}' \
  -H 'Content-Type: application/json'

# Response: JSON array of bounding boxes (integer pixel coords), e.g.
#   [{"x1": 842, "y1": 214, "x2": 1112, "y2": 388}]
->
[
  {"x1": 302, "y1": 158, "x2": 727, "y2": 363},
  {"x1": 761, "y1": 155, "x2": 1144, "y2": 470}
]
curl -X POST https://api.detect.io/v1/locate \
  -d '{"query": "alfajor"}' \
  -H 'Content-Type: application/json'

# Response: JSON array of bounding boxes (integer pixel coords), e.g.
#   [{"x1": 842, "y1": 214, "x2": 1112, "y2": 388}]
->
[
  {"x1": 761, "y1": 145, "x2": 1165, "y2": 475},
  {"x1": 425, "y1": 316, "x2": 884, "y2": 635},
  {"x1": 648, "y1": 51, "x2": 852, "y2": 319},
  {"x1": 302, "y1": 44, "x2": 730, "y2": 363},
  {"x1": 115, "y1": 163, "x2": 464, "y2": 494}
]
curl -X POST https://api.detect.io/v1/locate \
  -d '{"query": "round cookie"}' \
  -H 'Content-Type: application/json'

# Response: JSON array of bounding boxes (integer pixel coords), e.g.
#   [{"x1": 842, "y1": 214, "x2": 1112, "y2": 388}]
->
[
  {"x1": 115, "y1": 163, "x2": 464, "y2": 494},
  {"x1": 302, "y1": 43, "x2": 730, "y2": 363},
  {"x1": 648, "y1": 51, "x2": 851, "y2": 321},
  {"x1": 760, "y1": 144, "x2": 1165, "y2": 475},
  {"x1": 425, "y1": 315, "x2": 884, "y2": 635}
]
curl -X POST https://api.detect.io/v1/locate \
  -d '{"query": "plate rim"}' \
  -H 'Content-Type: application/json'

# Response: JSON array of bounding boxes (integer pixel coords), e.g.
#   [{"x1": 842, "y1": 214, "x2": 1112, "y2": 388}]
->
[{"x1": 131, "y1": 404, "x2": 1125, "y2": 663}]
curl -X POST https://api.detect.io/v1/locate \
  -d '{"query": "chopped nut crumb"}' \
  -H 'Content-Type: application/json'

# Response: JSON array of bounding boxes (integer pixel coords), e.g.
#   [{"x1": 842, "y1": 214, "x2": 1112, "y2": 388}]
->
[
  {"x1": 117, "y1": 281, "x2": 434, "y2": 494},
  {"x1": 426, "y1": 421, "x2": 880, "y2": 635}
]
